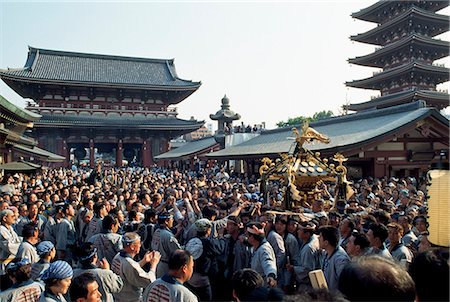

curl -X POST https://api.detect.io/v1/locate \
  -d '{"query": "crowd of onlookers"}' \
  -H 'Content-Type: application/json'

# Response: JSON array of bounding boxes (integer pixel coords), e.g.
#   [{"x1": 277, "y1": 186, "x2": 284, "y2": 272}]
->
[{"x1": 0, "y1": 163, "x2": 448, "y2": 302}]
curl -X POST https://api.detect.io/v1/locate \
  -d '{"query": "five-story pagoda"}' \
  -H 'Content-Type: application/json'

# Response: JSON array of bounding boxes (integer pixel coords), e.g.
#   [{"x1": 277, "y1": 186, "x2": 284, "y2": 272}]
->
[{"x1": 345, "y1": 1, "x2": 449, "y2": 112}]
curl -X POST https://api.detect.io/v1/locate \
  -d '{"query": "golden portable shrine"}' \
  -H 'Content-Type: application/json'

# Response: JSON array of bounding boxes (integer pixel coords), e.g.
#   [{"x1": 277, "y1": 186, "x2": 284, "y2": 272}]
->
[{"x1": 259, "y1": 121, "x2": 353, "y2": 211}]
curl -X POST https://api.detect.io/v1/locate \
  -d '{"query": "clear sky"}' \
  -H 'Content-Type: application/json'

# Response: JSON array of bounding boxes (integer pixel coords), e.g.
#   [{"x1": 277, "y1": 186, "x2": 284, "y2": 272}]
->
[{"x1": 0, "y1": 1, "x2": 448, "y2": 129}]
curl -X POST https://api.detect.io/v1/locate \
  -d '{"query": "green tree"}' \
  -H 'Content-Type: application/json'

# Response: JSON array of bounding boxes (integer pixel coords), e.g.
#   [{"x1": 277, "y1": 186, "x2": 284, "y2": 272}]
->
[{"x1": 276, "y1": 110, "x2": 334, "y2": 128}]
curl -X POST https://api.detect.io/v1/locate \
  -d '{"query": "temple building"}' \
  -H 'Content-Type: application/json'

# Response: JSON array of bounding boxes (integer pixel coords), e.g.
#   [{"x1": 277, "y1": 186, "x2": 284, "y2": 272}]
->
[
  {"x1": 344, "y1": 1, "x2": 449, "y2": 111},
  {"x1": 0, "y1": 47, "x2": 204, "y2": 167},
  {"x1": 0, "y1": 95, "x2": 64, "y2": 169}
]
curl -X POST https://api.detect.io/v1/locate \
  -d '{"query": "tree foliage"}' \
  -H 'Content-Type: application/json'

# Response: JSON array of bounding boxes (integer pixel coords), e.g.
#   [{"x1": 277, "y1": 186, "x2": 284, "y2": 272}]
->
[{"x1": 276, "y1": 110, "x2": 334, "y2": 128}]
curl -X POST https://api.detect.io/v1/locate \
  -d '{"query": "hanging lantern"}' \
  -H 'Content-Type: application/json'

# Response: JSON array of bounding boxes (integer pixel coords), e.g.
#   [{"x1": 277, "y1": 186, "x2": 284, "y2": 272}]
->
[{"x1": 427, "y1": 170, "x2": 450, "y2": 247}]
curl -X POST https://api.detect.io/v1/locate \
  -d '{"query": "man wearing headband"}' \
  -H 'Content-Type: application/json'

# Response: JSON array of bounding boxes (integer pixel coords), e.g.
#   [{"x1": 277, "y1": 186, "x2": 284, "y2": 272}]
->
[
  {"x1": 246, "y1": 222, "x2": 277, "y2": 288},
  {"x1": 0, "y1": 209, "x2": 22, "y2": 282},
  {"x1": 73, "y1": 242, "x2": 123, "y2": 302},
  {"x1": 151, "y1": 212, "x2": 181, "y2": 278},
  {"x1": 31, "y1": 241, "x2": 56, "y2": 281},
  {"x1": 0, "y1": 257, "x2": 44, "y2": 302},
  {"x1": 111, "y1": 232, "x2": 161, "y2": 302},
  {"x1": 40, "y1": 260, "x2": 74, "y2": 302},
  {"x1": 287, "y1": 221, "x2": 320, "y2": 289}
]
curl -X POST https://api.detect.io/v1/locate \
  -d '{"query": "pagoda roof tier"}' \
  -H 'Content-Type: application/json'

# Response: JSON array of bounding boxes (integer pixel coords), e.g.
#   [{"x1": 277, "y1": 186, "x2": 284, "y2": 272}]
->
[
  {"x1": 345, "y1": 61, "x2": 449, "y2": 90},
  {"x1": 33, "y1": 114, "x2": 204, "y2": 131},
  {"x1": 350, "y1": 7, "x2": 449, "y2": 46},
  {"x1": 348, "y1": 34, "x2": 449, "y2": 68},
  {"x1": 352, "y1": 1, "x2": 448, "y2": 24},
  {"x1": 343, "y1": 89, "x2": 449, "y2": 111},
  {"x1": 0, "y1": 47, "x2": 201, "y2": 98}
]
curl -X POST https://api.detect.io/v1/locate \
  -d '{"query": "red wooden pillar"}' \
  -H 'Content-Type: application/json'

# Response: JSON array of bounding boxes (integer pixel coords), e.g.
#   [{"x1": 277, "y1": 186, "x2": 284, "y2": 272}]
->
[
  {"x1": 62, "y1": 139, "x2": 69, "y2": 167},
  {"x1": 141, "y1": 139, "x2": 149, "y2": 167},
  {"x1": 141, "y1": 138, "x2": 155, "y2": 167},
  {"x1": 116, "y1": 139, "x2": 123, "y2": 167},
  {"x1": 89, "y1": 139, "x2": 95, "y2": 168}
]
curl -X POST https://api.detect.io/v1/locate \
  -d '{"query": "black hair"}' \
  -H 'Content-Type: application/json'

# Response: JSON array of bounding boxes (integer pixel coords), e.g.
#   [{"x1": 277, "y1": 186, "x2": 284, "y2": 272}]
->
[
  {"x1": 69, "y1": 272, "x2": 97, "y2": 301},
  {"x1": 409, "y1": 248, "x2": 449, "y2": 302},
  {"x1": 102, "y1": 215, "x2": 118, "y2": 231},
  {"x1": 246, "y1": 222, "x2": 265, "y2": 243},
  {"x1": 351, "y1": 231, "x2": 370, "y2": 250},
  {"x1": 168, "y1": 249, "x2": 192, "y2": 271},
  {"x1": 128, "y1": 210, "x2": 138, "y2": 221},
  {"x1": 232, "y1": 269, "x2": 264, "y2": 300},
  {"x1": 368, "y1": 223, "x2": 389, "y2": 243},
  {"x1": 75, "y1": 243, "x2": 97, "y2": 267},
  {"x1": 373, "y1": 210, "x2": 390, "y2": 226},
  {"x1": 21, "y1": 222, "x2": 38, "y2": 238},
  {"x1": 93, "y1": 202, "x2": 106, "y2": 216},
  {"x1": 7, "y1": 258, "x2": 32, "y2": 283},
  {"x1": 318, "y1": 226, "x2": 339, "y2": 248},
  {"x1": 338, "y1": 256, "x2": 415, "y2": 301},
  {"x1": 143, "y1": 208, "x2": 156, "y2": 224},
  {"x1": 202, "y1": 205, "x2": 218, "y2": 220}
]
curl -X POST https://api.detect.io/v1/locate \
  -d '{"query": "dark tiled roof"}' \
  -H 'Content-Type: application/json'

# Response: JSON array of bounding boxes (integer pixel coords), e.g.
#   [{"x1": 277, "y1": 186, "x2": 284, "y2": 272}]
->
[
  {"x1": 352, "y1": 1, "x2": 448, "y2": 23},
  {"x1": 0, "y1": 47, "x2": 200, "y2": 89},
  {"x1": 207, "y1": 101, "x2": 449, "y2": 159},
  {"x1": 0, "y1": 95, "x2": 41, "y2": 122},
  {"x1": 351, "y1": 7, "x2": 449, "y2": 45},
  {"x1": 346, "y1": 61, "x2": 449, "y2": 89},
  {"x1": 34, "y1": 114, "x2": 204, "y2": 130},
  {"x1": 348, "y1": 35, "x2": 450, "y2": 68},
  {"x1": 155, "y1": 137, "x2": 218, "y2": 160},
  {"x1": 14, "y1": 144, "x2": 65, "y2": 162},
  {"x1": 344, "y1": 89, "x2": 450, "y2": 111}
]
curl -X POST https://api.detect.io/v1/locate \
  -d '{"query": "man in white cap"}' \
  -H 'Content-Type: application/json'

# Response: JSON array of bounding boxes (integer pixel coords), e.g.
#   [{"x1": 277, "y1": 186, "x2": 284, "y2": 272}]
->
[
  {"x1": 111, "y1": 232, "x2": 160, "y2": 302},
  {"x1": 185, "y1": 218, "x2": 225, "y2": 301},
  {"x1": 0, "y1": 209, "x2": 22, "y2": 277},
  {"x1": 151, "y1": 212, "x2": 181, "y2": 278}
]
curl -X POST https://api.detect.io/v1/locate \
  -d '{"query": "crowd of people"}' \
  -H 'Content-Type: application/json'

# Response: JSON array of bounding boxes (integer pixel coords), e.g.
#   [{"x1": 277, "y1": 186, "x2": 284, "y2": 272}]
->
[{"x1": 0, "y1": 163, "x2": 448, "y2": 302}]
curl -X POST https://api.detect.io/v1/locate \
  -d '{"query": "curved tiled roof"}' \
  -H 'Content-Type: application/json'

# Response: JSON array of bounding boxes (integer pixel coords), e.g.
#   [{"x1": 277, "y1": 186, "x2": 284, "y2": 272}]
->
[
  {"x1": 344, "y1": 89, "x2": 450, "y2": 111},
  {"x1": 0, "y1": 47, "x2": 201, "y2": 90},
  {"x1": 207, "y1": 101, "x2": 449, "y2": 159},
  {"x1": 34, "y1": 114, "x2": 204, "y2": 130},
  {"x1": 155, "y1": 137, "x2": 218, "y2": 160},
  {"x1": 345, "y1": 61, "x2": 449, "y2": 90},
  {"x1": 0, "y1": 95, "x2": 41, "y2": 122},
  {"x1": 352, "y1": 1, "x2": 448, "y2": 23},
  {"x1": 350, "y1": 7, "x2": 449, "y2": 46},
  {"x1": 348, "y1": 35, "x2": 450, "y2": 68}
]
